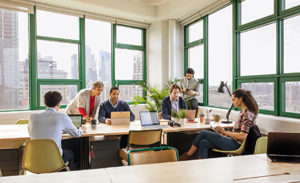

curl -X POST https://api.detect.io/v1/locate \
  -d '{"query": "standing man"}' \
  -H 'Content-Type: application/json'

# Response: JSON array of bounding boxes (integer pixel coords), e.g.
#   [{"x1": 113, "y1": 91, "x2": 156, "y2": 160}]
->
[
  {"x1": 98, "y1": 86, "x2": 135, "y2": 148},
  {"x1": 180, "y1": 68, "x2": 200, "y2": 115},
  {"x1": 66, "y1": 81, "x2": 103, "y2": 123},
  {"x1": 28, "y1": 91, "x2": 86, "y2": 170}
]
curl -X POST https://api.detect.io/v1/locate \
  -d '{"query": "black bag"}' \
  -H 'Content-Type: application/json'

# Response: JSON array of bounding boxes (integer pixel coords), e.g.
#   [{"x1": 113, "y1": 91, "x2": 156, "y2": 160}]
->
[{"x1": 244, "y1": 124, "x2": 261, "y2": 155}]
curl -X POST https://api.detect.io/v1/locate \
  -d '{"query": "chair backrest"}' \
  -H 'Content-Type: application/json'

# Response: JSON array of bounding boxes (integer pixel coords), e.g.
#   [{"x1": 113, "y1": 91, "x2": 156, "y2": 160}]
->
[
  {"x1": 128, "y1": 146, "x2": 179, "y2": 165},
  {"x1": 16, "y1": 119, "x2": 29, "y2": 125},
  {"x1": 254, "y1": 137, "x2": 268, "y2": 154},
  {"x1": 127, "y1": 129, "x2": 162, "y2": 149},
  {"x1": 22, "y1": 139, "x2": 66, "y2": 173}
]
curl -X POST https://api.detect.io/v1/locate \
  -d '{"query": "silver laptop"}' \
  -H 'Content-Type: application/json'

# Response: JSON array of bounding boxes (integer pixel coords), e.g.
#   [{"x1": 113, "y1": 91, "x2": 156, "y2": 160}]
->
[
  {"x1": 267, "y1": 132, "x2": 300, "y2": 162},
  {"x1": 68, "y1": 114, "x2": 82, "y2": 128},
  {"x1": 111, "y1": 111, "x2": 130, "y2": 125},
  {"x1": 139, "y1": 111, "x2": 167, "y2": 129}
]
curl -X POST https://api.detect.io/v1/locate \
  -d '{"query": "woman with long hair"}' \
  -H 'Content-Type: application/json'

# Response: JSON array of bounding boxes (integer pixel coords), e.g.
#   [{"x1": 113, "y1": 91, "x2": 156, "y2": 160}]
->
[{"x1": 180, "y1": 88, "x2": 259, "y2": 160}]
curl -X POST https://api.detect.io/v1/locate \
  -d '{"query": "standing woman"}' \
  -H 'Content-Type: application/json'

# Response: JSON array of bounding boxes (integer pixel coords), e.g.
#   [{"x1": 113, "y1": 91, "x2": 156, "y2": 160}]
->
[
  {"x1": 180, "y1": 88, "x2": 259, "y2": 160},
  {"x1": 66, "y1": 81, "x2": 103, "y2": 123}
]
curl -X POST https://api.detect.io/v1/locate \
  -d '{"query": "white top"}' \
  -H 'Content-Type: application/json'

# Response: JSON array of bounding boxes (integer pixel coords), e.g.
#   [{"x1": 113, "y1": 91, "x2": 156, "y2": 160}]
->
[{"x1": 28, "y1": 108, "x2": 82, "y2": 155}]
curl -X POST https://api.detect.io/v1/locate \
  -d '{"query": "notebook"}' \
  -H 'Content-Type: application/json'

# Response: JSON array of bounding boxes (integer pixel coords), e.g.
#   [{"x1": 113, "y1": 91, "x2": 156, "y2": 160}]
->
[
  {"x1": 139, "y1": 111, "x2": 167, "y2": 129},
  {"x1": 111, "y1": 111, "x2": 130, "y2": 125},
  {"x1": 68, "y1": 115, "x2": 82, "y2": 128},
  {"x1": 267, "y1": 132, "x2": 300, "y2": 162}
]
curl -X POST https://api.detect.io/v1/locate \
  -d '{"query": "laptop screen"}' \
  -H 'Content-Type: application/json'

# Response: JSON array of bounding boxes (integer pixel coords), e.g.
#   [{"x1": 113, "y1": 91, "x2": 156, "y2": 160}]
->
[
  {"x1": 268, "y1": 132, "x2": 300, "y2": 156},
  {"x1": 140, "y1": 111, "x2": 160, "y2": 126},
  {"x1": 68, "y1": 115, "x2": 82, "y2": 128}
]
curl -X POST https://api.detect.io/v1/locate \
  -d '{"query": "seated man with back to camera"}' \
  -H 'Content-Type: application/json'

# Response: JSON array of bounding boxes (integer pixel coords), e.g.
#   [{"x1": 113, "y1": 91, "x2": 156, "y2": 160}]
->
[
  {"x1": 161, "y1": 83, "x2": 188, "y2": 120},
  {"x1": 28, "y1": 91, "x2": 86, "y2": 170},
  {"x1": 98, "y1": 86, "x2": 135, "y2": 148}
]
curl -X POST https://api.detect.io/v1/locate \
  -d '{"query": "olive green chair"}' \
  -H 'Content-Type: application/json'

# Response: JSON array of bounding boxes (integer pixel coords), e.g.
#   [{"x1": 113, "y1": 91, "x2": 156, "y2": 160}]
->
[
  {"x1": 21, "y1": 139, "x2": 69, "y2": 174},
  {"x1": 212, "y1": 138, "x2": 247, "y2": 156},
  {"x1": 254, "y1": 137, "x2": 268, "y2": 154}
]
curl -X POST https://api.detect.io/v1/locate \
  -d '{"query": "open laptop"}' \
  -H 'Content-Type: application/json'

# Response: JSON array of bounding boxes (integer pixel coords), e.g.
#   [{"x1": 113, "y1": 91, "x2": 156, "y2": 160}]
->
[
  {"x1": 111, "y1": 111, "x2": 130, "y2": 125},
  {"x1": 139, "y1": 111, "x2": 167, "y2": 129},
  {"x1": 267, "y1": 132, "x2": 300, "y2": 162},
  {"x1": 68, "y1": 115, "x2": 82, "y2": 128}
]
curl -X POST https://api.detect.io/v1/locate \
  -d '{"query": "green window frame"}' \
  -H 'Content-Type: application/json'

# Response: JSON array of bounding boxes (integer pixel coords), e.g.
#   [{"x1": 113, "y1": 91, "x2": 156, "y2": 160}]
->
[
  {"x1": 112, "y1": 24, "x2": 147, "y2": 103},
  {"x1": 184, "y1": 18, "x2": 208, "y2": 106}
]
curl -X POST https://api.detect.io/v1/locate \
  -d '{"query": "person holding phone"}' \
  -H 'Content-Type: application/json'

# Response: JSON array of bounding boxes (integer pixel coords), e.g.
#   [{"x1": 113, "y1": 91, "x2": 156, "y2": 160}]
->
[{"x1": 180, "y1": 68, "x2": 200, "y2": 114}]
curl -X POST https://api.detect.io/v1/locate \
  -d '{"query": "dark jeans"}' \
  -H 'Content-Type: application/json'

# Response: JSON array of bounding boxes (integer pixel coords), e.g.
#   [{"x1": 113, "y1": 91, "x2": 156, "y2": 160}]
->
[
  {"x1": 62, "y1": 149, "x2": 75, "y2": 170},
  {"x1": 120, "y1": 135, "x2": 128, "y2": 148},
  {"x1": 192, "y1": 130, "x2": 240, "y2": 159}
]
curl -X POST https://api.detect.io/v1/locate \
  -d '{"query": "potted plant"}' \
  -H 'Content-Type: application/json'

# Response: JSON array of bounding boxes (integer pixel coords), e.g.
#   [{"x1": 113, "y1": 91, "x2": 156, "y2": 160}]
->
[
  {"x1": 171, "y1": 111, "x2": 179, "y2": 123},
  {"x1": 178, "y1": 109, "x2": 188, "y2": 125}
]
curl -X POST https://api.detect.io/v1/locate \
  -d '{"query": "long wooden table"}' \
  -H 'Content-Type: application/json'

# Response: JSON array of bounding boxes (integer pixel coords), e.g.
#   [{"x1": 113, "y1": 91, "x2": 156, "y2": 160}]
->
[
  {"x1": 0, "y1": 120, "x2": 233, "y2": 172},
  {"x1": 1, "y1": 154, "x2": 300, "y2": 183}
]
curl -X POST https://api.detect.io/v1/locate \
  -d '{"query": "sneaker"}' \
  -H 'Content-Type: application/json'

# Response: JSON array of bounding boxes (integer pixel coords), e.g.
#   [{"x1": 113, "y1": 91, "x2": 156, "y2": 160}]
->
[{"x1": 180, "y1": 153, "x2": 192, "y2": 161}]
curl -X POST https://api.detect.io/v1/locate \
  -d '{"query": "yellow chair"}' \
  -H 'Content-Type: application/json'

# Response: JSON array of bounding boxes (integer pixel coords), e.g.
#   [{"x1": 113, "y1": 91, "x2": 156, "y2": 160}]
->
[
  {"x1": 0, "y1": 169, "x2": 2, "y2": 177},
  {"x1": 16, "y1": 119, "x2": 29, "y2": 124},
  {"x1": 212, "y1": 138, "x2": 247, "y2": 156},
  {"x1": 119, "y1": 129, "x2": 162, "y2": 163},
  {"x1": 21, "y1": 139, "x2": 70, "y2": 174},
  {"x1": 128, "y1": 146, "x2": 179, "y2": 165},
  {"x1": 254, "y1": 137, "x2": 268, "y2": 154}
]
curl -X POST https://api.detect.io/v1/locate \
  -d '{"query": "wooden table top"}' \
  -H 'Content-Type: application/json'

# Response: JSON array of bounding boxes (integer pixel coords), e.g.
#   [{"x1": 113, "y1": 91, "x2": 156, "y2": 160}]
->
[{"x1": 0, "y1": 119, "x2": 233, "y2": 141}]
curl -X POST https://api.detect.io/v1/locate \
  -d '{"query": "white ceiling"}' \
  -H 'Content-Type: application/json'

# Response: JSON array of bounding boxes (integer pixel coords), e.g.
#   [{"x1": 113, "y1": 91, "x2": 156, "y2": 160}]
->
[{"x1": 28, "y1": 0, "x2": 222, "y2": 23}]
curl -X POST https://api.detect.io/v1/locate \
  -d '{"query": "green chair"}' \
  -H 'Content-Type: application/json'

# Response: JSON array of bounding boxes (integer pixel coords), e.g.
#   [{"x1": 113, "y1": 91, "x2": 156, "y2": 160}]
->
[
  {"x1": 127, "y1": 146, "x2": 179, "y2": 165},
  {"x1": 212, "y1": 138, "x2": 247, "y2": 156},
  {"x1": 16, "y1": 119, "x2": 29, "y2": 124},
  {"x1": 254, "y1": 137, "x2": 268, "y2": 154},
  {"x1": 21, "y1": 139, "x2": 70, "y2": 174},
  {"x1": 0, "y1": 169, "x2": 2, "y2": 177}
]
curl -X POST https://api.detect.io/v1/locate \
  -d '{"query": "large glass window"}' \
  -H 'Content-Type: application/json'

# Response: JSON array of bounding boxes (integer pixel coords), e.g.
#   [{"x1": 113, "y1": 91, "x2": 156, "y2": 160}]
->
[
  {"x1": 285, "y1": 0, "x2": 300, "y2": 10},
  {"x1": 40, "y1": 85, "x2": 78, "y2": 106},
  {"x1": 284, "y1": 81, "x2": 300, "y2": 113},
  {"x1": 208, "y1": 5, "x2": 232, "y2": 108},
  {"x1": 188, "y1": 45, "x2": 204, "y2": 79},
  {"x1": 240, "y1": 23, "x2": 276, "y2": 76},
  {"x1": 0, "y1": 8, "x2": 29, "y2": 110},
  {"x1": 241, "y1": 0, "x2": 274, "y2": 25},
  {"x1": 85, "y1": 19, "x2": 111, "y2": 101},
  {"x1": 241, "y1": 82, "x2": 274, "y2": 111},
  {"x1": 114, "y1": 25, "x2": 145, "y2": 101},
  {"x1": 188, "y1": 20, "x2": 203, "y2": 43},
  {"x1": 37, "y1": 40, "x2": 79, "y2": 79},
  {"x1": 283, "y1": 15, "x2": 300, "y2": 73},
  {"x1": 36, "y1": 10, "x2": 79, "y2": 40}
]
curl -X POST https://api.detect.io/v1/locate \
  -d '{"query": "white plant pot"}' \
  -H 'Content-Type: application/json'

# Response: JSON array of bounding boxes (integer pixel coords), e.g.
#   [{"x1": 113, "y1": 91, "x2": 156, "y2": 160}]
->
[{"x1": 179, "y1": 118, "x2": 187, "y2": 126}]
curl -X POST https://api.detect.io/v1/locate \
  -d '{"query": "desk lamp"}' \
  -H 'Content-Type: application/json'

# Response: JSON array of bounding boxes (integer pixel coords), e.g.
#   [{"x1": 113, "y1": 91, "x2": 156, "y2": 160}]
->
[{"x1": 217, "y1": 81, "x2": 233, "y2": 123}]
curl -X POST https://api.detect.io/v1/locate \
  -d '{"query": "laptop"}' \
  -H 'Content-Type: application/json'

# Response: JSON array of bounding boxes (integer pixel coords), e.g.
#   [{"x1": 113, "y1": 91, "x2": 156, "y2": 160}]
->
[
  {"x1": 267, "y1": 132, "x2": 300, "y2": 162},
  {"x1": 139, "y1": 111, "x2": 167, "y2": 129},
  {"x1": 186, "y1": 110, "x2": 196, "y2": 121},
  {"x1": 111, "y1": 111, "x2": 130, "y2": 125},
  {"x1": 68, "y1": 115, "x2": 82, "y2": 128}
]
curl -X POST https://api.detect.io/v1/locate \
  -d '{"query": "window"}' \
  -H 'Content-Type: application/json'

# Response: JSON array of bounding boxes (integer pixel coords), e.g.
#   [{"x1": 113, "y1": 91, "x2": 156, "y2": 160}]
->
[
  {"x1": 283, "y1": 15, "x2": 300, "y2": 73},
  {"x1": 284, "y1": 0, "x2": 300, "y2": 10},
  {"x1": 240, "y1": 23, "x2": 276, "y2": 76},
  {"x1": 188, "y1": 45, "x2": 204, "y2": 79},
  {"x1": 188, "y1": 20, "x2": 203, "y2": 43},
  {"x1": 208, "y1": 5, "x2": 232, "y2": 108},
  {"x1": 241, "y1": 82, "x2": 274, "y2": 111},
  {"x1": 240, "y1": 0, "x2": 274, "y2": 25},
  {"x1": 36, "y1": 10, "x2": 81, "y2": 108},
  {"x1": 284, "y1": 81, "x2": 300, "y2": 113},
  {"x1": 85, "y1": 19, "x2": 111, "y2": 102},
  {"x1": 0, "y1": 8, "x2": 29, "y2": 110},
  {"x1": 36, "y1": 10, "x2": 79, "y2": 40},
  {"x1": 114, "y1": 25, "x2": 146, "y2": 101}
]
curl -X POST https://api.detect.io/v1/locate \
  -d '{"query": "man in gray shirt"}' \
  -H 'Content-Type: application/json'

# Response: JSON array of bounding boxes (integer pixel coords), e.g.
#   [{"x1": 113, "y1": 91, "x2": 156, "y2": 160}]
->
[
  {"x1": 180, "y1": 68, "x2": 200, "y2": 116},
  {"x1": 28, "y1": 91, "x2": 86, "y2": 170}
]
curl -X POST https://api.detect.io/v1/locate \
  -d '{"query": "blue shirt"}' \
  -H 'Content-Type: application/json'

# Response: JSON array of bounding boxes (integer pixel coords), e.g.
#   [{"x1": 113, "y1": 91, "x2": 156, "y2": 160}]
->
[
  {"x1": 170, "y1": 96, "x2": 179, "y2": 113},
  {"x1": 98, "y1": 100, "x2": 135, "y2": 123},
  {"x1": 161, "y1": 96, "x2": 187, "y2": 120},
  {"x1": 28, "y1": 108, "x2": 82, "y2": 155}
]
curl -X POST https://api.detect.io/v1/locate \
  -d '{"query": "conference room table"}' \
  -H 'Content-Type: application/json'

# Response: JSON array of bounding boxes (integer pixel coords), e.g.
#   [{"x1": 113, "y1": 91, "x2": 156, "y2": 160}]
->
[
  {"x1": 1, "y1": 154, "x2": 300, "y2": 183},
  {"x1": 0, "y1": 120, "x2": 233, "y2": 170}
]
